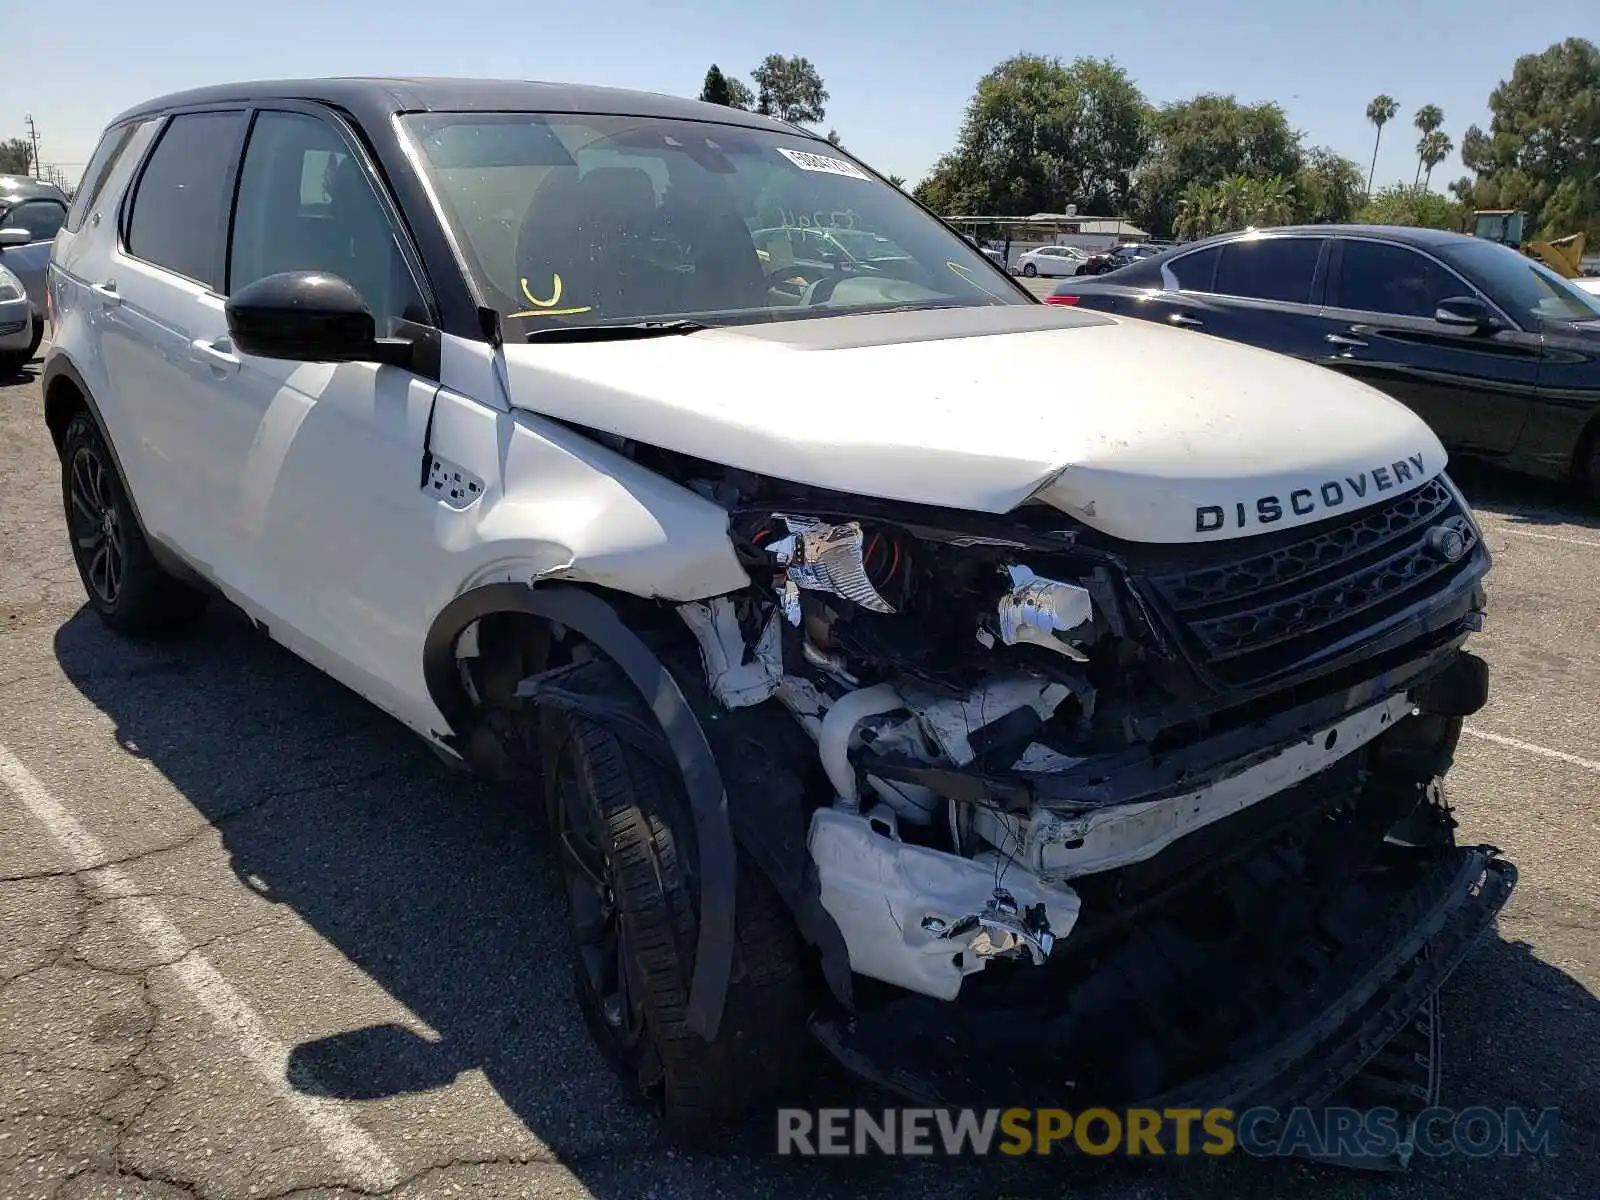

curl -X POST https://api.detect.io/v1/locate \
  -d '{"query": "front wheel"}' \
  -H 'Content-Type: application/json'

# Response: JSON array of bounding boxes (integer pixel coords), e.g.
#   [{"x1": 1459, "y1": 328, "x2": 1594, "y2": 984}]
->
[
  {"x1": 1021, "y1": 262, "x2": 1037, "y2": 277},
  {"x1": 61, "y1": 412, "x2": 208, "y2": 634},
  {"x1": 542, "y1": 703, "x2": 804, "y2": 1140}
]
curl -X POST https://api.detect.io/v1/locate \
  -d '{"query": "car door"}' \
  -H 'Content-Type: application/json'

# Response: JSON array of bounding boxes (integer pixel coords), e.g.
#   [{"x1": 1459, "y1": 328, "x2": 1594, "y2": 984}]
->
[
  {"x1": 1103, "y1": 235, "x2": 1332, "y2": 359},
  {"x1": 97, "y1": 109, "x2": 248, "y2": 568},
  {"x1": 209, "y1": 106, "x2": 454, "y2": 731},
  {"x1": 1317, "y1": 237, "x2": 1541, "y2": 456}
]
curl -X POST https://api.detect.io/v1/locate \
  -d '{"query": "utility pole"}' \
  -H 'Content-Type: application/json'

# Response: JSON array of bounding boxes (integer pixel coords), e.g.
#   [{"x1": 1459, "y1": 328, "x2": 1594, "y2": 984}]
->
[{"x1": 24, "y1": 115, "x2": 42, "y2": 178}]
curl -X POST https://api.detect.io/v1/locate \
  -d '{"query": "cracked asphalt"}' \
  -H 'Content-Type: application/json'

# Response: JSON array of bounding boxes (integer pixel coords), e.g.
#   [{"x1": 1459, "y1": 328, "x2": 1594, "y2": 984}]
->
[{"x1": 2, "y1": 351, "x2": 1598, "y2": 1200}]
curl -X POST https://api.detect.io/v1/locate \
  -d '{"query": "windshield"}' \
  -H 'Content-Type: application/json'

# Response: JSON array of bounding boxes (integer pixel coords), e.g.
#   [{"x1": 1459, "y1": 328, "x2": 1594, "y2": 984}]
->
[
  {"x1": 401, "y1": 113, "x2": 1023, "y2": 331},
  {"x1": 1445, "y1": 239, "x2": 1600, "y2": 325}
]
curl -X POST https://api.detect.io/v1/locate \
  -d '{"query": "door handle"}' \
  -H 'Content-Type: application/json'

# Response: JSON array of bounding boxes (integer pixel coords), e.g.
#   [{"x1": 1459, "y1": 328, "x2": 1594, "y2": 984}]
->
[
  {"x1": 1169, "y1": 313, "x2": 1203, "y2": 328},
  {"x1": 190, "y1": 337, "x2": 242, "y2": 375},
  {"x1": 89, "y1": 281, "x2": 121, "y2": 308},
  {"x1": 1326, "y1": 332, "x2": 1368, "y2": 348}
]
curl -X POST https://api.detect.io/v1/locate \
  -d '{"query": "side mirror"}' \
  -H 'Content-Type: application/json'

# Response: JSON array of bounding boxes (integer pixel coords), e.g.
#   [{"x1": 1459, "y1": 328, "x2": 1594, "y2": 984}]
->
[
  {"x1": 0, "y1": 228, "x2": 31, "y2": 249},
  {"x1": 1434, "y1": 295, "x2": 1499, "y2": 331},
  {"x1": 225, "y1": 272, "x2": 413, "y2": 367}
]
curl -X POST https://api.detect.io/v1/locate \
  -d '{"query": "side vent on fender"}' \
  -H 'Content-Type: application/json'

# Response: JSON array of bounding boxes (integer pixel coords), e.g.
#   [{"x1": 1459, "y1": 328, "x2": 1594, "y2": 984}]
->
[{"x1": 424, "y1": 455, "x2": 484, "y2": 510}]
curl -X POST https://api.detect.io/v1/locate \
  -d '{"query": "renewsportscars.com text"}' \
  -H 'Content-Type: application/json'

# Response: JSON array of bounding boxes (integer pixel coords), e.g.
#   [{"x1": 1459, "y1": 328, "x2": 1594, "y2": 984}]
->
[{"x1": 776, "y1": 1106, "x2": 1561, "y2": 1160}]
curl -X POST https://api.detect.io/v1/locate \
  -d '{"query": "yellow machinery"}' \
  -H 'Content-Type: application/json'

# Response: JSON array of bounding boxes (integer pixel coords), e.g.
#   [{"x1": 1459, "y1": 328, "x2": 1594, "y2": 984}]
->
[{"x1": 1469, "y1": 209, "x2": 1587, "y2": 278}]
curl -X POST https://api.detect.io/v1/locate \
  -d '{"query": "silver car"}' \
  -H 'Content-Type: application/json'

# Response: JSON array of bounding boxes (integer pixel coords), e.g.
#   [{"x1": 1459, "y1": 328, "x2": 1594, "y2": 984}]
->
[{"x1": 0, "y1": 174, "x2": 69, "y2": 367}]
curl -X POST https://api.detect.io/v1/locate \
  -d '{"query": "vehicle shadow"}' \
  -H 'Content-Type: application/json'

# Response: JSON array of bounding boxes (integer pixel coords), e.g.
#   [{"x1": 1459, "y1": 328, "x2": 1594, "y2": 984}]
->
[
  {"x1": 1450, "y1": 458, "x2": 1600, "y2": 533},
  {"x1": 52, "y1": 605, "x2": 1600, "y2": 1199}
]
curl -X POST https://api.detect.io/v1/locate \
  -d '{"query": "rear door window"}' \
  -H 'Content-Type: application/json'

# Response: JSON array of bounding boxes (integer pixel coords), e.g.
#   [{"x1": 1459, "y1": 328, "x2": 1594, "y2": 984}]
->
[
  {"x1": 1212, "y1": 237, "x2": 1324, "y2": 304},
  {"x1": 125, "y1": 111, "x2": 246, "y2": 288},
  {"x1": 1333, "y1": 240, "x2": 1464, "y2": 319}
]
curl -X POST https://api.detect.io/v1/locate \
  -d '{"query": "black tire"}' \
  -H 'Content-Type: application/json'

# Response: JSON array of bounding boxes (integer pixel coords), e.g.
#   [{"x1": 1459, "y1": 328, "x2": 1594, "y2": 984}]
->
[
  {"x1": 542, "y1": 705, "x2": 804, "y2": 1141},
  {"x1": 1021, "y1": 262, "x2": 1037, "y2": 277},
  {"x1": 61, "y1": 411, "x2": 208, "y2": 634},
  {"x1": 1578, "y1": 430, "x2": 1600, "y2": 505}
]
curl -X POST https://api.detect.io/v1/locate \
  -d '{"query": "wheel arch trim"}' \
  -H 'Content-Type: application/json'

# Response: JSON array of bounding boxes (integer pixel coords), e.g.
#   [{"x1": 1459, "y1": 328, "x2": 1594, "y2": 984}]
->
[{"x1": 421, "y1": 581, "x2": 739, "y2": 1041}]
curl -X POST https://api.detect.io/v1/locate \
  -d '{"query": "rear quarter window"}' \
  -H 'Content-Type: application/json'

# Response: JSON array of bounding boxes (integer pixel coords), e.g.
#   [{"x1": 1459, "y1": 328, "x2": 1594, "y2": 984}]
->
[{"x1": 65, "y1": 123, "x2": 143, "y2": 233}]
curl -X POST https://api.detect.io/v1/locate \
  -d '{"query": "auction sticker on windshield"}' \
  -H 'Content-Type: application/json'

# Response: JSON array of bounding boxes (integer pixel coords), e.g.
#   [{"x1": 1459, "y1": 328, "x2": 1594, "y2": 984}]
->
[{"x1": 777, "y1": 147, "x2": 871, "y2": 180}]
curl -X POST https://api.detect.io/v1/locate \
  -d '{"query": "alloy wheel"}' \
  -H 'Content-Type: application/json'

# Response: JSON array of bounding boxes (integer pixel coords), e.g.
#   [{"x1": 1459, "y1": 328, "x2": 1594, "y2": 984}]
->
[{"x1": 68, "y1": 445, "x2": 125, "y2": 606}]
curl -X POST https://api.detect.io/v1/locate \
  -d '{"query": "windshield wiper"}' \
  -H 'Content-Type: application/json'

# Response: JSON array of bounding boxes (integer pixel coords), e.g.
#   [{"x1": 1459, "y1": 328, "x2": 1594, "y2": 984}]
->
[{"x1": 524, "y1": 319, "x2": 710, "y2": 343}]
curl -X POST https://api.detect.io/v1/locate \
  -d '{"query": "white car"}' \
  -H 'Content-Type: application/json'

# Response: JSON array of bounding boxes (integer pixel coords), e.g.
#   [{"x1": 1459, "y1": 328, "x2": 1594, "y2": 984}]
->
[
  {"x1": 1574, "y1": 276, "x2": 1600, "y2": 298},
  {"x1": 45, "y1": 78, "x2": 1511, "y2": 1152},
  {"x1": 1016, "y1": 244, "x2": 1087, "y2": 277}
]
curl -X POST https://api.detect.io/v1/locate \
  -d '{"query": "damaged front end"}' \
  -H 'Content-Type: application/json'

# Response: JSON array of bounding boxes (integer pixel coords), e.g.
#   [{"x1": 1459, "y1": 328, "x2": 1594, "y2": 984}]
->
[{"x1": 665, "y1": 467, "x2": 1511, "y2": 1158}]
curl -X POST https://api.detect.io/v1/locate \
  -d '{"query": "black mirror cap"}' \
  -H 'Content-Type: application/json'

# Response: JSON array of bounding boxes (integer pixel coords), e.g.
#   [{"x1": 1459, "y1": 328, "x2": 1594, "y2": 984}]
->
[
  {"x1": 226, "y1": 272, "x2": 412, "y2": 367},
  {"x1": 1435, "y1": 295, "x2": 1499, "y2": 330}
]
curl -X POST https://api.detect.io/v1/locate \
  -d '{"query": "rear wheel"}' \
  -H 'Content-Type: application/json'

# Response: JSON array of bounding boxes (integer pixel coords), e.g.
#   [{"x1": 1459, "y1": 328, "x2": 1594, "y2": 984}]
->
[
  {"x1": 61, "y1": 412, "x2": 207, "y2": 634},
  {"x1": 542, "y1": 703, "x2": 804, "y2": 1140}
]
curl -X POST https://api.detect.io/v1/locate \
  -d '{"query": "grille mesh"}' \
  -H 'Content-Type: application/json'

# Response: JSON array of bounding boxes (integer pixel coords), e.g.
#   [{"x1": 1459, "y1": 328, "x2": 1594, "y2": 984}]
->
[{"x1": 1139, "y1": 479, "x2": 1480, "y2": 687}]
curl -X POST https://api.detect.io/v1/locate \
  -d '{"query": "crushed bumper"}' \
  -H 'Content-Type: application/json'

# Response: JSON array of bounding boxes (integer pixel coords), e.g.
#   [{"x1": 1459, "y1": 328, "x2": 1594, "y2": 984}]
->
[{"x1": 811, "y1": 843, "x2": 1515, "y2": 1168}]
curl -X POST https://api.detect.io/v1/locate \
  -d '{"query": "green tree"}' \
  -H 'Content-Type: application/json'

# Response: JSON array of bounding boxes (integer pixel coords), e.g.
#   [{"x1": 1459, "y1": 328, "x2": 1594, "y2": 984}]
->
[
  {"x1": 914, "y1": 54, "x2": 1149, "y2": 217},
  {"x1": 0, "y1": 138, "x2": 31, "y2": 175},
  {"x1": 886, "y1": 174, "x2": 907, "y2": 189},
  {"x1": 1458, "y1": 37, "x2": 1600, "y2": 239},
  {"x1": 1132, "y1": 94, "x2": 1303, "y2": 236},
  {"x1": 699, "y1": 64, "x2": 732, "y2": 107},
  {"x1": 1356, "y1": 182, "x2": 1464, "y2": 230},
  {"x1": 750, "y1": 55, "x2": 828, "y2": 125},
  {"x1": 698, "y1": 64, "x2": 753, "y2": 110},
  {"x1": 1364, "y1": 94, "x2": 1399, "y2": 195},
  {"x1": 1411, "y1": 104, "x2": 1444, "y2": 184},
  {"x1": 1295, "y1": 146, "x2": 1366, "y2": 223},
  {"x1": 826, "y1": 129, "x2": 842, "y2": 147},
  {"x1": 1417, "y1": 130, "x2": 1453, "y2": 189}
]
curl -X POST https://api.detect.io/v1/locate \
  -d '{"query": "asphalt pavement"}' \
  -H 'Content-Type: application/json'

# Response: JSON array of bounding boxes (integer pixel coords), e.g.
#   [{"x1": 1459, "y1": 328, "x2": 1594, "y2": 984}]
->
[{"x1": 1, "y1": 351, "x2": 1597, "y2": 1200}]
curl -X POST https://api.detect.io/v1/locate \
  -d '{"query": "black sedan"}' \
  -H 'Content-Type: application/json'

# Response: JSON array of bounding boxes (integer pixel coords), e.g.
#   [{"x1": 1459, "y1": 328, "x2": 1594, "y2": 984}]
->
[{"x1": 1049, "y1": 225, "x2": 1600, "y2": 500}]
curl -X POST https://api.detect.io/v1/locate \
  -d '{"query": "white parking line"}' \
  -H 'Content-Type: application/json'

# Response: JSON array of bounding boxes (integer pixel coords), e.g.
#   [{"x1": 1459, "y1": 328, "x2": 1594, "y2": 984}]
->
[
  {"x1": 1479, "y1": 524, "x2": 1600, "y2": 550},
  {"x1": 0, "y1": 742, "x2": 401, "y2": 1192},
  {"x1": 1462, "y1": 726, "x2": 1600, "y2": 774}
]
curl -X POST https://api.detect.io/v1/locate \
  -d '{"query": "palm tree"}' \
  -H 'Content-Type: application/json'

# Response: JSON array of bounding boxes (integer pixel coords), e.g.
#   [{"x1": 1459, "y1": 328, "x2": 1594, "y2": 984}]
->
[
  {"x1": 1365, "y1": 95, "x2": 1399, "y2": 195},
  {"x1": 1175, "y1": 182, "x2": 1215, "y2": 240},
  {"x1": 1417, "y1": 131, "x2": 1454, "y2": 189},
  {"x1": 1412, "y1": 105, "x2": 1444, "y2": 184}
]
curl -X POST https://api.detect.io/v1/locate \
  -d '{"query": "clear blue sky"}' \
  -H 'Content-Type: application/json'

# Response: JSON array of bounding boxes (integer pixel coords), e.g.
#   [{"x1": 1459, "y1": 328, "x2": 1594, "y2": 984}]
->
[{"x1": 6, "y1": 0, "x2": 1595, "y2": 201}]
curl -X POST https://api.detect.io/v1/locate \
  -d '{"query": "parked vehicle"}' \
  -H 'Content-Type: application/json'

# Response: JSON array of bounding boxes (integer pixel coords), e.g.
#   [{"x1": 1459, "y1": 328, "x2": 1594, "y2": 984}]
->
[
  {"x1": 1050, "y1": 225, "x2": 1600, "y2": 500},
  {"x1": 1077, "y1": 241, "x2": 1161, "y2": 276},
  {"x1": 47, "y1": 80, "x2": 1509, "y2": 1152},
  {"x1": 1015, "y1": 245, "x2": 1086, "y2": 278},
  {"x1": 1575, "y1": 277, "x2": 1600, "y2": 298},
  {"x1": 0, "y1": 175, "x2": 68, "y2": 366},
  {"x1": 0, "y1": 262, "x2": 35, "y2": 373}
]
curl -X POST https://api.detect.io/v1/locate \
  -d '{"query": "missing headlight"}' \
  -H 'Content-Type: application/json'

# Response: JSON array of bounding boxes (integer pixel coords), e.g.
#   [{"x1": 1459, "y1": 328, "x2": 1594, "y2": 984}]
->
[{"x1": 764, "y1": 515, "x2": 899, "y2": 624}]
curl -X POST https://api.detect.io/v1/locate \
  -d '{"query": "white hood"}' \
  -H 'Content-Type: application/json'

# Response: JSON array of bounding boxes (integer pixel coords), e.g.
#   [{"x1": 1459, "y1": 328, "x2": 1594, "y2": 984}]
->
[{"x1": 499, "y1": 306, "x2": 1446, "y2": 544}]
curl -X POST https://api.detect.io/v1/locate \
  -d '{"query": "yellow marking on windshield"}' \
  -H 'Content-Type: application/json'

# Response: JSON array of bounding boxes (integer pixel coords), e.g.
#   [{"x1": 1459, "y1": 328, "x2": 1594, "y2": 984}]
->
[
  {"x1": 510, "y1": 273, "x2": 593, "y2": 319},
  {"x1": 947, "y1": 260, "x2": 1009, "y2": 302}
]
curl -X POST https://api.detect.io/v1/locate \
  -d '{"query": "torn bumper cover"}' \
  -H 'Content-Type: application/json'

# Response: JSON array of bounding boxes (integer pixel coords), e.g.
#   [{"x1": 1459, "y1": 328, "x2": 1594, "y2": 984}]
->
[{"x1": 813, "y1": 845, "x2": 1515, "y2": 1148}]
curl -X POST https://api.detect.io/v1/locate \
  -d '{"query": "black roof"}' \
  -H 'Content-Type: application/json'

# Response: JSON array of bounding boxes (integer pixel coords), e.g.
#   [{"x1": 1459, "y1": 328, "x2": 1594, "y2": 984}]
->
[
  {"x1": 110, "y1": 76, "x2": 810, "y2": 137},
  {"x1": 1178, "y1": 223, "x2": 1478, "y2": 252}
]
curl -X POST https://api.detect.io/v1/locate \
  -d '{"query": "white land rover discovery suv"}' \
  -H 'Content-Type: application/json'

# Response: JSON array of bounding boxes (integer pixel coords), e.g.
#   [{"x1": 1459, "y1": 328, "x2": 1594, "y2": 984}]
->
[{"x1": 46, "y1": 78, "x2": 1512, "y2": 1154}]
